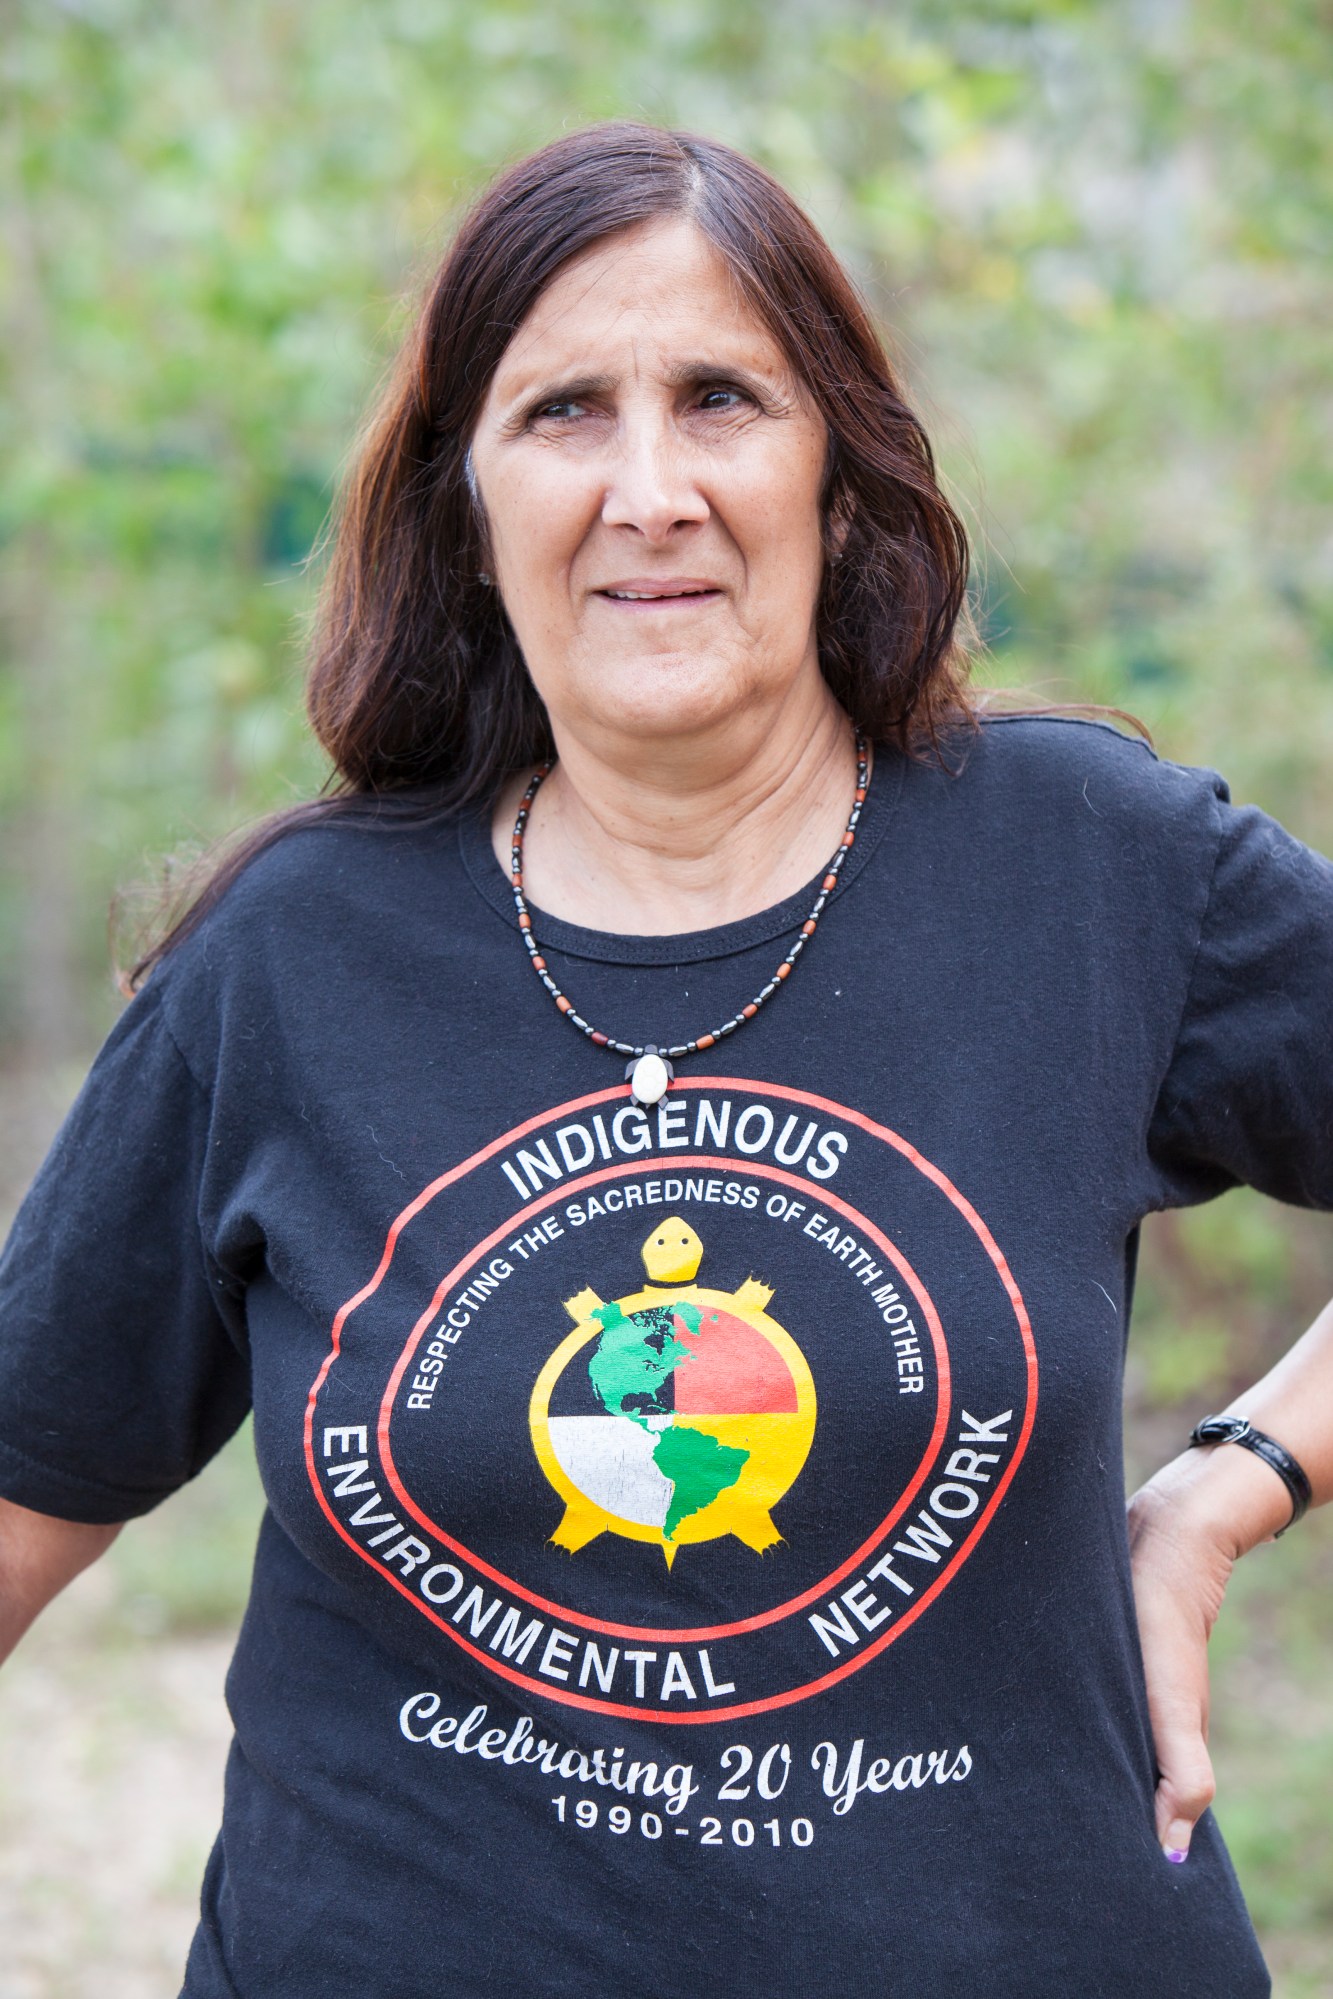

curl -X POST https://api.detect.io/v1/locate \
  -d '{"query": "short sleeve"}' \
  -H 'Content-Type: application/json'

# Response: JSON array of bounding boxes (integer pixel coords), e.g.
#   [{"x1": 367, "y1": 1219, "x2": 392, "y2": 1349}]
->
[
  {"x1": 0, "y1": 983, "x2": 252, "y2": 1522},
  {"x1": 1149, "y1": 790, "x2": 1333, "y2": 1210}
]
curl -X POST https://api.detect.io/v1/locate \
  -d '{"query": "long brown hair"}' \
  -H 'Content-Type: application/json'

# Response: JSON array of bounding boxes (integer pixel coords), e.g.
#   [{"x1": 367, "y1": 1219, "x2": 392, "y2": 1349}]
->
[{"x1": 130, "y1": 121, "x2": 973, "y2": 985}]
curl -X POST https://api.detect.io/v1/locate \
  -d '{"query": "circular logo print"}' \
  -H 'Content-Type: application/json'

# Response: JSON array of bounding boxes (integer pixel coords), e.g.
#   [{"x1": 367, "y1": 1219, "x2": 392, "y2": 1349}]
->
[
  {"x1": 305, "y1": 1079, "x2": 1036, "y2": 1725},
  {"x1": 530, "y1": 1216, "x2": 818, "y2": 1565}
]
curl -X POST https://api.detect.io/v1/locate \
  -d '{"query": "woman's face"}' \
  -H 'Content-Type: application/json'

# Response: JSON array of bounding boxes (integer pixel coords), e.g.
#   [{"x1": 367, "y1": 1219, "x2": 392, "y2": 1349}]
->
[{"x1": 468, "y1": 217, "x2": 832, "y2": 754}]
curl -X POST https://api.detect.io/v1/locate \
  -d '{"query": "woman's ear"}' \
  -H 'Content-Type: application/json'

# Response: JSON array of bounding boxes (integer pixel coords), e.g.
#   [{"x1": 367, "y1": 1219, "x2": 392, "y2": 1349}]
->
[
  {"x1": 824, "y1": 503, "x2": 853, "y2": 565},
  {"x1": 820, "y1": 442, "x2": 853, "y2": 565},
  {"x1": 463, "y1": 444, "x2": 496, "y2": 586}
]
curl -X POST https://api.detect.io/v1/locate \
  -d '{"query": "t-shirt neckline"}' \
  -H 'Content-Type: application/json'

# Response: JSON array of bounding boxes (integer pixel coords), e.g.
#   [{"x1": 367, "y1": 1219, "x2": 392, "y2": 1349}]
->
[{"x1": 457, "y1": 742, "x2": 904, "y2": 967}]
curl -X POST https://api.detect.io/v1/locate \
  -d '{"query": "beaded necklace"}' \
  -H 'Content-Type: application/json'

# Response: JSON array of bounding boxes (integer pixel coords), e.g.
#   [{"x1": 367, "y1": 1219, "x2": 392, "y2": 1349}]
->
[{"x1": 509, "y1": 731, "x2": 869, "y2": 1107}]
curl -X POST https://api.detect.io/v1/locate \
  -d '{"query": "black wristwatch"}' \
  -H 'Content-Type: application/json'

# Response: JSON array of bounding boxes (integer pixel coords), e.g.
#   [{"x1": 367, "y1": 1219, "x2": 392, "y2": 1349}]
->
[{"x1": 1188, "y1": 1416, "x2": 1313, "y2": 1536}]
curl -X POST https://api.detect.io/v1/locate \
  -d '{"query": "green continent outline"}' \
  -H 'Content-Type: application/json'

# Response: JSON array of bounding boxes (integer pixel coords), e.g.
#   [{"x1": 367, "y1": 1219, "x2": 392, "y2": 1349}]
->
[
  {"x1": 587, "y1": 1299, "x2": 695, "y2": 1419},
  {"x1": 651, "y1": 1423, "x2": 749, "y2": 1539},
  {"x1": 585, "y1": 1296, "x2": 751, "y2": 1539}
]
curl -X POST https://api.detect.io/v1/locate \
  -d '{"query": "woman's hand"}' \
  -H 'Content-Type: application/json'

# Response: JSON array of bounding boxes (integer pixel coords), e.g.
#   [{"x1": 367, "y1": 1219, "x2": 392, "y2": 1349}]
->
[
  {"x1": 1128, "y1": 1299, "x2": 1333, "y2": 1858},
  {"x1": 1127, "y1": 1438, "x2": 1300, "y2": 1860},
  {"x1": 1127, "y1": 1470, "x2": 1233, "y2": 1860}
]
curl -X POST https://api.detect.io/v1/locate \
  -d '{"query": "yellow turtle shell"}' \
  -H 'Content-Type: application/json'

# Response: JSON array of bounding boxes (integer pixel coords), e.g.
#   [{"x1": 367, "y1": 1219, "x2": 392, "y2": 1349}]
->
[{"x1": 529, "y1": 1217, "x2": 817, "y2": 1567}]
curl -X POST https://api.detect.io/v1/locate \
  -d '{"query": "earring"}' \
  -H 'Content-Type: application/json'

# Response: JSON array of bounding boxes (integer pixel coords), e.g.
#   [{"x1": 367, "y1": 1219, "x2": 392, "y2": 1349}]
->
[{"x1": 478, "y1": 572, "x2": 492, "y2": 586}]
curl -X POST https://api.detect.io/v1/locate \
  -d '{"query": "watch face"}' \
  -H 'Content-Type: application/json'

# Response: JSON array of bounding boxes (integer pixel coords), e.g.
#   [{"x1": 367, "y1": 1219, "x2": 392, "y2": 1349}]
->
[{"x1": 1193, "y1": 1416, "x2": 1246, "y2": 1446}]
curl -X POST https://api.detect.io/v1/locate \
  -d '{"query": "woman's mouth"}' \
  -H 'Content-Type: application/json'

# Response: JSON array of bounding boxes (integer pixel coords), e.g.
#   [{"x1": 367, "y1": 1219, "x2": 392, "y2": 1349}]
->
[{"x1": 596, "y1": 582, "x2": 724, "y2": 608}]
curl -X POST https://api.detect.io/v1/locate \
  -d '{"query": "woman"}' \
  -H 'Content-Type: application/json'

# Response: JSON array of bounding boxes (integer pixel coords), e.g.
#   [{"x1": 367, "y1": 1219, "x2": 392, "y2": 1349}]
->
[{"x1": 0, "y1": 122, "x2": 1329, "y2": 1997}]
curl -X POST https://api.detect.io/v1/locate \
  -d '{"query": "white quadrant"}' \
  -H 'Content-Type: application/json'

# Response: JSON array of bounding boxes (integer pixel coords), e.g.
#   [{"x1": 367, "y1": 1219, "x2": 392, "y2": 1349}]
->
[{"x1": 546, "y1": 1415, "x2": 672, "y2": 1529}]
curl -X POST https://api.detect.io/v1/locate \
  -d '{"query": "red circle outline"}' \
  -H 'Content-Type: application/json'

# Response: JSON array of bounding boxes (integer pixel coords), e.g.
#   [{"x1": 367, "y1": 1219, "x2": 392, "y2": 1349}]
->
[
  {"x1": 374, "y1": 1155, "x2": 950, "y2": 1641},
  {"x1": 303, "y1": 1078, "x2": 1038, "y2": 1725}
]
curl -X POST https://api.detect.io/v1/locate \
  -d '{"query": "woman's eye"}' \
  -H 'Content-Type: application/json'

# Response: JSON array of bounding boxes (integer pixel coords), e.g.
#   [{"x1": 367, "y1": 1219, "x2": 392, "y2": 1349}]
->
[
  {"x1": 532, "y1": 399, "x2": 586, "y2": 423},
  {"x1": 697, "y1": 386, "x2": 748, "y2": 412}
]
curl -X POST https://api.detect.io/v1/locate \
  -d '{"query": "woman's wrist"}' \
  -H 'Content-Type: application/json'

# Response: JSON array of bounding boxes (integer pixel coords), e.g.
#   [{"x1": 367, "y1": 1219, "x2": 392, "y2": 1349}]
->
[
  {"x1": 1132, "y1": 1432, "x2": 1299, "y2": 1560},
  {"x1": 1189, "y1": 1416, "x2": 1311, "y2": 1534}
]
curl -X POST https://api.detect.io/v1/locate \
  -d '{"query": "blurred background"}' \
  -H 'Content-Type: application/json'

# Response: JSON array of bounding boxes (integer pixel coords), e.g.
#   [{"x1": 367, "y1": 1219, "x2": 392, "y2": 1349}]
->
[{"x1": 1, "y1": 0, "x2": 1331, "y2": 1991}]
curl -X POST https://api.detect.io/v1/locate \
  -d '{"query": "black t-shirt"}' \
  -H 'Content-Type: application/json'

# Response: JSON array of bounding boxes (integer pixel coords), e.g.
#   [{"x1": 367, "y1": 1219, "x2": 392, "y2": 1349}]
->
[{"x1": 3, "y1": 716, "x2": 1332, "y2": 1998}]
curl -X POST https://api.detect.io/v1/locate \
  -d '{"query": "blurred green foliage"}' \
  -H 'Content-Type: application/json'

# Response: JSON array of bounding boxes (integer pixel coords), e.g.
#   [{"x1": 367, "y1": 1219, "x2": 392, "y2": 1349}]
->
[
  {"x1": 3, "y1": 0, "x2": 1332, "y2": 1986},
  {"x1": 4, "y1": 0, "x2": 1332, "y2": 1053},
  {"x1": 103, "y1": 1422, "x2": 267, "y2": 1637},
  {"x1": 1209, "y1": 1509, "x2": 1333, "y2": 1995}
]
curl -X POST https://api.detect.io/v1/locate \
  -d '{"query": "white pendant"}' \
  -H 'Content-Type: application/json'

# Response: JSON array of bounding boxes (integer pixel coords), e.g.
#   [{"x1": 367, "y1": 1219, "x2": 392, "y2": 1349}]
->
[{"x1": 630, "y1": 1052, "x2": 670, "y2": 1107}]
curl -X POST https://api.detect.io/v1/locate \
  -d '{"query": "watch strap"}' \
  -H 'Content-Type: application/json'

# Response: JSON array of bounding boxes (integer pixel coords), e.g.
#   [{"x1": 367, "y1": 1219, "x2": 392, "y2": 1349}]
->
[{"x1": 1189, "y1": 1416, "x2": 1313, "y2": 1536}]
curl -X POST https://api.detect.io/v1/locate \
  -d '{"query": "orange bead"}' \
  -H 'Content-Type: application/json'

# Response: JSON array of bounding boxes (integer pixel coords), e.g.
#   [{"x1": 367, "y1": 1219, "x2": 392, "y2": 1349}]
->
[
  {"x1": 802, "y1": 919, "x2": 817, "y2": 935},
  {"x1": 556, "y1": 996, "x2": 572, "y2": 1013},
  {"x1": 697, "y1": 1034, "x2": 715, "y2": 1050}
]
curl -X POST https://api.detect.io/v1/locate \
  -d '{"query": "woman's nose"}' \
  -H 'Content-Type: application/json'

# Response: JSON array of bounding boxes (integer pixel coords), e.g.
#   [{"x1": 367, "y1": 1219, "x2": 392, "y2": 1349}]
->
[{"x1": 599, "y1": 418, "x2": 710, "y2": 542}]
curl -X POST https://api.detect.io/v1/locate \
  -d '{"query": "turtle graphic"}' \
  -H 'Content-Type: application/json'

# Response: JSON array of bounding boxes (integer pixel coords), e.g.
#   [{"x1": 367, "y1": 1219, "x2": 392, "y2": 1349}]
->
[{"x1": 529, "y1": 1218, "x2": 817, "y2": 1567}]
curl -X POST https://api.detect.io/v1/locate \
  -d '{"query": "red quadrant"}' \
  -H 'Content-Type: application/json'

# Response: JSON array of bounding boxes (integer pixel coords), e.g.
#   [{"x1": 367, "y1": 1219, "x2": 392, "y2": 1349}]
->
[{"x1": 671, "y1": 1307, "x2": 799, "y2": 1414}]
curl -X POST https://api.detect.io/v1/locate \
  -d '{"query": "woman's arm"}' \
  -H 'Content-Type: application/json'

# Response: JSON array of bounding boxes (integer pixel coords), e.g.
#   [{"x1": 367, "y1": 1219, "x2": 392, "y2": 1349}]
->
[
  {"x1": 0, "y1": 1494, "x2": 122, "y2": 1665},
  {"x1": 1128, "y1": 1295, "x2": 1333, "y2": 1859}
]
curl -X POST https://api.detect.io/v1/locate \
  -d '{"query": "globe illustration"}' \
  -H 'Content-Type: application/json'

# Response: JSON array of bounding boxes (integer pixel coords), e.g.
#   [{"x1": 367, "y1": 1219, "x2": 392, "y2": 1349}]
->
[{"x1": 529, "y1": 1217, "x2": 817, "y2": 1566}]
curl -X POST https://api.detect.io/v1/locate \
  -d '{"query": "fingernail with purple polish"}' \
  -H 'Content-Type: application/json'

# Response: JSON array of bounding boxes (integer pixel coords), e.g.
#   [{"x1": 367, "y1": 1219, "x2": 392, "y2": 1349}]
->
[{"x1": 1164, "y1": 1847, "x2": 1188, "y2": 1865}]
